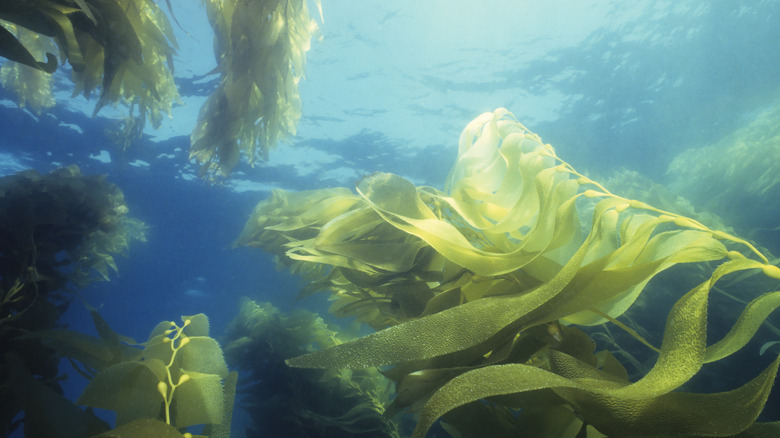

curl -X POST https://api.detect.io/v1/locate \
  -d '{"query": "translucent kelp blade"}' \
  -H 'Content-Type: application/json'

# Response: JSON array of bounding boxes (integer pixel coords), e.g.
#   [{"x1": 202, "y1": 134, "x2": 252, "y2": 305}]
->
[
  {"x1": 705, "y1": 287, "x2": 780, "y2": 363},
  {"x1": 182, "y1": 313, "x2": 210, "y2": 337},
  {"x1": 409, "y1": 258, "x2": 776, "y2": 437},
  {"x1": 356, "y1": 171, "x2": 582, "y2": 276},
  {"x1": 172, "y1": 370, "x2": 224, "y2": 428},
  {"x1": 202, "y1": 370, "x2": 237, "y2": 438},
  {"x1": 77, "y1": 360, "x2": 165, "y2": 426},
  {"x1": 286, "y1": 199, "x2": 611, "y2": 369},
  {"x1": 144, "y1": 336, "x2": 229, "y2": 379}
]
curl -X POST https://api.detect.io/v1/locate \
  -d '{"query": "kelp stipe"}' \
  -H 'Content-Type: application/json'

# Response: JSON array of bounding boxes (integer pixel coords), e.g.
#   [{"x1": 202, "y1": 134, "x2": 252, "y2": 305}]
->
[
  {"x1": 238, "y1": 109, "x2": 780, "y2": 437},
  {"x1": 78, "y1": 313, "x2": 236, "y2": 436},
  {"x1": 31, "y1": 307, "x2": 236, "y2": 437}
]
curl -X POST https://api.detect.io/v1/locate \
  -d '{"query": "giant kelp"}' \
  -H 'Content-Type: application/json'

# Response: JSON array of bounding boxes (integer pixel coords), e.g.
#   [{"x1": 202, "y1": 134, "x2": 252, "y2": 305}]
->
[
  {"x1": 223, "y1": 298, "x2": 400, "y2": 437},
  {"x1": 667, "y1": 98, "x2": 780, "y2": 252},
  {"x1": 18, "y1": 306, "x2": 236, "y2": 437},
  {"x1": 0, "y1": 165, "x2": 146, "y2": 436},
  {"x1": 191, "y1": 0, "x2": 321, "y2": 179},
  {"x1": 236, "y1": 109, "x2": 780, "y2": 437},
  {"x1": 0, "y1": 0, "x2": 179, "y2": 145},
  {"x1": 0, "y1": 23, "x2": 56, "y2": 113}
]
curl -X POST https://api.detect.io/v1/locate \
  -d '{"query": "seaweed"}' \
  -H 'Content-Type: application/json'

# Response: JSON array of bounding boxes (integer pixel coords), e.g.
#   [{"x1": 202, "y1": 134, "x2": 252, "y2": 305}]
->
[
  {"x1": 237, "y1": 109, "x2": 780, "y2": 437},
  {"x1": 0, "y1": 165, "x2": 146, "y2": 436},
  {"x1": 0, "y1": 0, "x2": 179, "y2": 145},
  {"x1": 191, "y1": 0, "x2": 322, "y2": 179},
  {"x1": 222, "y1": 298, "x2": 400, "y2": 437},
  {"x1": 27, "y1": 307, "x2": 236, "y2": 437}
]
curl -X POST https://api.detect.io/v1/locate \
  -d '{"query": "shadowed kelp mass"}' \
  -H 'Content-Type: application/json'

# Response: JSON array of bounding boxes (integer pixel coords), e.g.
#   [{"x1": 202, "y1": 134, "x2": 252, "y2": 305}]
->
[{"x1": 236, "y1": 109, "x2": 780, "y2": 437}]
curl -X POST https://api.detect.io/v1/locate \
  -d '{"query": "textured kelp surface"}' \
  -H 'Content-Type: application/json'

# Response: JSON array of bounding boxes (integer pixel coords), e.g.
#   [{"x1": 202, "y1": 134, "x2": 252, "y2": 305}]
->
[{"x1": 237, "y1": 109, "x2": 780, "y2": 437}]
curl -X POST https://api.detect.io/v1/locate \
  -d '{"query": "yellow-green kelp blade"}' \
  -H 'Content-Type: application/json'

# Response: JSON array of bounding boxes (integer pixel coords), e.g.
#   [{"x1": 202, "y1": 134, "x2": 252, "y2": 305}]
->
[{"x1": 410, "y1": 354, "x2": 779, "y2": 438}]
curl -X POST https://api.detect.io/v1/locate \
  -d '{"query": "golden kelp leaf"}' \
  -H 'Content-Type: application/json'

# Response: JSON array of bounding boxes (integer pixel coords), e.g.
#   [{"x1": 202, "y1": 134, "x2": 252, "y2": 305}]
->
[
  {"x1": 705, "y1": 286, "x2": 780, "y2": 363},
  {"x1": 172, "y1": 370, "x2": 224, "y2": 428},
  {"x1": 144, "y1": 335, "x2": 229, "y2": 379},
  {"x1": 408, "y1": 257, "x2": 774, "y2": 437},
  {"x1": 182, "y1": 313, "x2": 211, "y2": 337},
  {"x1": 0, "y1": 21, "x2": 57, "y2": 73},
  {"x1": 202, "y1": 370, "x2": 237, "y2": 438},
  {"x1": 248, "y1": 109, "x2": 780, "y2": 435},
  {"x1": 77, "y1": 360, "x2": 166, "y2": 426},
  {"x1": 286, "y1": 201, "x2": 609, "y2": 369},
  {"x1": 356, "y1": 171, "x2": 582, "y2": 276}
]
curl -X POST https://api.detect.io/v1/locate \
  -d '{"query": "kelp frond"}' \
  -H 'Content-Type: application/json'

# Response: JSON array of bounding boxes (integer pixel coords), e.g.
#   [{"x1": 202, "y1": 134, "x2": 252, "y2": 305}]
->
[
  {"x1": 237, "y1": 108, "x2": 780, "y2": 437},
  {"x1": 191, "y1": 0, "x2": 321, "y2": 179}
]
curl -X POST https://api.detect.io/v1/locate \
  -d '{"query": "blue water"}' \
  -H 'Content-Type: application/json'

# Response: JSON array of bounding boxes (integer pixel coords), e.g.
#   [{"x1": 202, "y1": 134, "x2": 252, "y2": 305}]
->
[{"x1": 2, "y1": 0, "x2": 780, "y2": 436}]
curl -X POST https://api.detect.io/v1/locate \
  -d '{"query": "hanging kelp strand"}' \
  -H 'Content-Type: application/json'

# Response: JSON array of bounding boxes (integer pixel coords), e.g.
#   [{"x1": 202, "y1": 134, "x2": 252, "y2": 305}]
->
[{"x1": 192, "y1": 0, "x2": 322, "y2": 180}]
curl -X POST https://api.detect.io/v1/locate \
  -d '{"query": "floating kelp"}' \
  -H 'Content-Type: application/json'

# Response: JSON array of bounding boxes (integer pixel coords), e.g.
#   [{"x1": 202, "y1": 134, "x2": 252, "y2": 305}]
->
[
  {"x1": 0, "y1": 165, "x2": 146, "y2": 437},
  {"x1": 0, "y1": 0, "x2": 179, "y2": 145},
  {"x1": 237, "y1": 109, "x2": 780, "y2": 437},
  {"x1": 191, "y1": 0, "x2": 321, "y2": 179},
  {"x1": 223, "y1": 298, "x2": 400, "y2": 437}
]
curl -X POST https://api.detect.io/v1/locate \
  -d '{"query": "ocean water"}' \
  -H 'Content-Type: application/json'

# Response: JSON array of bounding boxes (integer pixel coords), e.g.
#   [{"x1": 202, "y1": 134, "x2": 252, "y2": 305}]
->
[{"x1": 2, "y1": 1, "x2": 780, "y2": 437}]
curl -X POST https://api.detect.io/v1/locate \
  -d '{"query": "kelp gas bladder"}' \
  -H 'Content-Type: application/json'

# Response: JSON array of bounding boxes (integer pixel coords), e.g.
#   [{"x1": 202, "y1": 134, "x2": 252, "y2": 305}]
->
[{"x1": 236, "y1": 109, "x2": 780, "y2": 437}]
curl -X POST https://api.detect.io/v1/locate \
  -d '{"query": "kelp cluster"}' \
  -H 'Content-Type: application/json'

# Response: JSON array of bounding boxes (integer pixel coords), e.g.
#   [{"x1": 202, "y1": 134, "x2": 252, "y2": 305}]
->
[
  {"x1": 0, "y1": 165, "x2": 146, "y2": 436},
  {"x1": 223, "y1": 298, "x2": 400, "y2": 437},
  {"x1": 13, "y1": 306, "x2": 236, "y2": 437},
  {"x1": 191, "y1": 0, "x2": 322, "y2": 179},
  {"x1": 0, "y1": 0, "x2": 179, "y2": 144},
  {"x1": 667, "y1": 99, "x2": 780, "y2": 251},
  {"x1": 236, "y1": 108, "x2": 780, "y2": 437}
]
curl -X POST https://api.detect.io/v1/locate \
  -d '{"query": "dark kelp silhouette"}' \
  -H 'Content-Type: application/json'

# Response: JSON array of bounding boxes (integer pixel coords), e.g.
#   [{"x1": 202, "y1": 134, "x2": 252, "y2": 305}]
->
[
  {"x1": 0, "y1": 165, "x2": 146, "y2": 436},
  {"x1": 223, "y1": 298, "x2": 400, "y2": 437}
]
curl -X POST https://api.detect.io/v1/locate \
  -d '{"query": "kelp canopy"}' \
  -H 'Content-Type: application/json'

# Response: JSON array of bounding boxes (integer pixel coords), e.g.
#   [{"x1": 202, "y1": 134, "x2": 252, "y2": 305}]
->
[
  {"x1": 191, "y1": 0, "x2": 321, "y2": 179},
  {"x1": 0, "y1": 0, "x2": 179, "y2": 144},
  {"x1": 235, "y1": 109, "x2": 780, "y2": 437},
  {"x1": 0, "y1": 0, "x2": 322, "y2": 176}
]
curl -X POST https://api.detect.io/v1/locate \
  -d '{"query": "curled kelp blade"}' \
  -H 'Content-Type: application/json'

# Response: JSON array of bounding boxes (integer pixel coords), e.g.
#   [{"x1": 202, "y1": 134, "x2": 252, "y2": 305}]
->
[
  {"x1": 253, "y1": 108, "x2": 780, "y2": 435},
  {"x1": 285, "y1": 199, "x2": 615, "y2": 369},
  {"x1": 407, "y1": 257, "x2": 777, "y2": 437}
]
